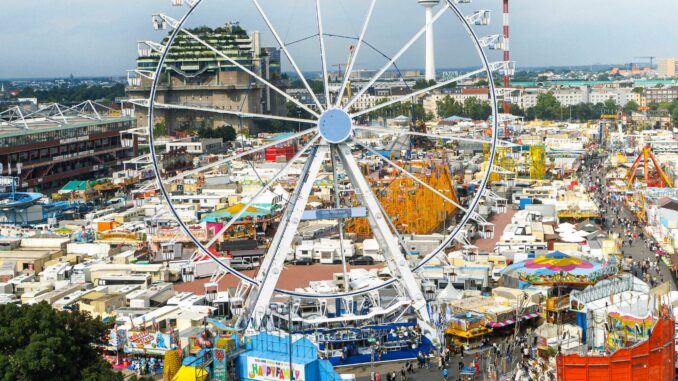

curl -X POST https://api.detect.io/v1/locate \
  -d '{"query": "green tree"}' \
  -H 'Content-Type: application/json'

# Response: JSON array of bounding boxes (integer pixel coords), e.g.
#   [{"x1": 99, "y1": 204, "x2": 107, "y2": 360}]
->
[
  {"x1": 672, "y1": 104, "x2": 678, "y2": 127},
  {"x1": 254, "y1": 101, "x2": 315, "y2": 133},
  {"x1": 436, "y1": 95, "x2": 463, "y2": 118},
  {"x1": 0, "y1": 303, "x2": 122, "y2": 381},
  {"x1": 198, "y1": 125, "x2": 236, "y2": 141},
  {"x1": 413, "y1": 79, "x2": 436, "y2": 90},
  {"x1": 533, "y1": 93, "x2": 561, "y2": 120},
  {"x1": 366, "y1": 99, "x2": 431, "y2": 122},
  {"x1": 18, "y1": 84, "x2": 125, "y2": 103},
  {"x1": 506, "y1": 103, "x2": 525, "y2": 117},
  {"x1": 462, "y1": 98, "x2": 492, "y2": 120},
  {"x1": 603, "y1": 97, "x2": 618, "y2": 114},
  {"x1": 623, "y1": 100, "x2": 639, "y2": 114},
  {"x1": 153, "y1": 122, "x2": 167, "y2": 136},
  {"x1": 570, "y1": 103, "x2": 597, "y2": 121},
  {"x1": 289, "y1": 79, "x2": 324, "y2": 94}
]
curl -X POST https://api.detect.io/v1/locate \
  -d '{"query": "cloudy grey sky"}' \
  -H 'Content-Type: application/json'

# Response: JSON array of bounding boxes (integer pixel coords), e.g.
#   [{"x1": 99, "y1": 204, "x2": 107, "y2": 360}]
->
[{"x1": 1, "y1": 0, "x2": 676, "y2": 79}]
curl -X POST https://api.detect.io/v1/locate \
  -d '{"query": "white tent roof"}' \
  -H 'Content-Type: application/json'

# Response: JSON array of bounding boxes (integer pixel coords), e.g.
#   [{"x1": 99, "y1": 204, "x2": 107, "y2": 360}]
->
[
  {"x1": 555, "y1": 223, "x2": 576, "y2": 233},
  {"x1": 437, "y1": 283, "x2": 464, "y2": 302},
  {"x1": 560, "y1": 233, "x2": 586, "y2": 243}
]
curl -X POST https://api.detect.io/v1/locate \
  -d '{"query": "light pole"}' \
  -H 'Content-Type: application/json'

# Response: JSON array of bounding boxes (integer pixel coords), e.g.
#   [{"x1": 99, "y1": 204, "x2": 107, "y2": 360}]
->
[
  {"x1": 467, "y1": 250, "x2": 476, "y2": 263},
  {"x1": 446, "y1": 268, "x2": 458, "y2": 287},
  {"x1": 423, "y1": 284, "x2": 439, "y2": 350},
  {"x1": 282, "y1": 300, "x2": 296, "y2": 381}
]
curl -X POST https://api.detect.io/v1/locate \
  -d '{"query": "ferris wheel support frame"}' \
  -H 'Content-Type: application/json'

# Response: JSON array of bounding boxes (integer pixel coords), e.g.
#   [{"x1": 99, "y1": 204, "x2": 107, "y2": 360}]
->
[
  {"x1": 241, "y1": 145, "x2": 327, "y2": 327},
  {"x1": 335, "y1": 143, "x2": 430, "y2": 320}
]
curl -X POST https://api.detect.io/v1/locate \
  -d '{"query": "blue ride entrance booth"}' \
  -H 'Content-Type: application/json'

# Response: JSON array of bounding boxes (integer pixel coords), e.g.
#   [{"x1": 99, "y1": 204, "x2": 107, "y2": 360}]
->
[{"x1": 238, "y1": 332, "x2": 342, "y2": 381}]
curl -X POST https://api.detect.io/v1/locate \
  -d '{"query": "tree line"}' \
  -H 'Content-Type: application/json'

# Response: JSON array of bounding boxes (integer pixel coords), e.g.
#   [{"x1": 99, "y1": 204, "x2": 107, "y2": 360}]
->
[
  {"x1": 433, "y1": 92, "x2": 678, "y2": 124},
  {"x1": 18, "y1": 84, "x2": 125, "y2": 104}
]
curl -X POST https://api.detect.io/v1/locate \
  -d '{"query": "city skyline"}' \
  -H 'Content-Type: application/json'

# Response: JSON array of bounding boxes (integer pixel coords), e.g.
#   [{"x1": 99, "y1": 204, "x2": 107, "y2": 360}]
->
[{"x1": 1, "y1": 0, "x2": 677, "y2": 79}]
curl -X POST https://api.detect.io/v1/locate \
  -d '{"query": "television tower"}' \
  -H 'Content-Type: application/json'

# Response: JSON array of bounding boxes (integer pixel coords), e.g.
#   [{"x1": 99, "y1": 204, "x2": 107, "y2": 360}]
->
[
  {"x1": 419, "y1": 0, "x2": 440, "y2": 81},
  {"x1": 503, "y1": 0, "x2": 510, "y2": 114}
]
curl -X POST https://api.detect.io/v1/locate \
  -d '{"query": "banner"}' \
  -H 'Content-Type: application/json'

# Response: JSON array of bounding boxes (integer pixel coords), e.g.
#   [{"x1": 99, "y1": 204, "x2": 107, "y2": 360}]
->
[
  {"x1": 125, "y1": 330, "x2": 173, "y2": 352},
  {"x1": 213, "y1": 348, "x2": 227, "y2": 381},
  {"x1": 246, "y1": 357, "x2": 305, "y2": 381},
  {"x1": 108, "y1": 329, "x2": 126, "y2": 349}
]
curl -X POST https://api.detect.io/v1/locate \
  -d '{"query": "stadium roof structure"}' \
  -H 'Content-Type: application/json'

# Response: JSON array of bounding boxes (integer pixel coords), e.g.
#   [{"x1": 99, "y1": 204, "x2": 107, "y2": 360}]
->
[{"x1": 0, "y1": 101, "x2": 133, "y2": 138}]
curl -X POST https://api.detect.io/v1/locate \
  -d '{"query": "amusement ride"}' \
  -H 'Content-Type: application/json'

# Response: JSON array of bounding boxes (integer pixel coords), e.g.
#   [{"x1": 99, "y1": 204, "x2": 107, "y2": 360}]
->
[{"x1": 132, "y1": 0, "x2": 512, "y2": 342}]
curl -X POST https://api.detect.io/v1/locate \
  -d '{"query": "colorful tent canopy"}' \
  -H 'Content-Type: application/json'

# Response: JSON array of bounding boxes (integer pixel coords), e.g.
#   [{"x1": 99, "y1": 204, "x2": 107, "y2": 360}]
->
[
  {"x1": 59, "y1": 180, "x2": 88, "y2": 193},
  {"x1": 504, "y1": 251, "x2": 602, "y2": 277},
  {"x1": 201, "y1": 203, "x2": 273, "y2": 223}
]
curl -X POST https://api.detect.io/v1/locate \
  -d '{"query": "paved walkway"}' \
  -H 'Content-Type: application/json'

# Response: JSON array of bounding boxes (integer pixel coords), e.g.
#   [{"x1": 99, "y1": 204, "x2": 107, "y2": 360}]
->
[
  {"x1": 474, "y1": 208, "x2": 517, "y2": 252},
  {"x1": 579, "y1": 151, "x2": 676, "y2": 290},
  {"x1": 350, "y1": 343, "x2": 531, "y2": 381}
]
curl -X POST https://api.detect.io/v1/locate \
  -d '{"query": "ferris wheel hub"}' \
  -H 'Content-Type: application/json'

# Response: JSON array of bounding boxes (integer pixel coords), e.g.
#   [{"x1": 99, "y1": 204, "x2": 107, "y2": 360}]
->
[{"x1": 318, "y1": 108, "x2": 353, "y2": 144}]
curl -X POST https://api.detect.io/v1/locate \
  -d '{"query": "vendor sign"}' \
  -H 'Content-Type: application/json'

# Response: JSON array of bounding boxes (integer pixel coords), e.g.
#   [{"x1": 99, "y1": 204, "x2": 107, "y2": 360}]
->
[
  {"x1": 246, "y1": 357, "x2": 305, "y2": 381},
  {"x1": 125, "y1": 330, "x2": 173, "y2": 352}
]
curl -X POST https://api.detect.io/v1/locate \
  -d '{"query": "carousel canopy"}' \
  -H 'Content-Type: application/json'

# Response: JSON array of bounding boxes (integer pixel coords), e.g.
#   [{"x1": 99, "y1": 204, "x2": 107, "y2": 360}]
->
[{"x1": 504, "y1": 251, "x2": 602, "y2": 277}]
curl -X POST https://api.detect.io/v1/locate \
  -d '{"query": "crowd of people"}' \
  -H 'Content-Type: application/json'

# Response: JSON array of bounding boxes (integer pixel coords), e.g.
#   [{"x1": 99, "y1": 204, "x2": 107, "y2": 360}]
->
[
  {"x1": 371, "y1": 332, "x2": 548, "y2": 381},
  {"x1": 578, "y1": 150, "x2": 671, "y2": 289}
]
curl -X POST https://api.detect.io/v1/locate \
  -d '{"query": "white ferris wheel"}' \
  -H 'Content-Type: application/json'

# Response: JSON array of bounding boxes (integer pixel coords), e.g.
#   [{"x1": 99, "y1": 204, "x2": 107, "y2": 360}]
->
[{"x1": 136, "y1": 0, "x2": 511, "y2": 334}]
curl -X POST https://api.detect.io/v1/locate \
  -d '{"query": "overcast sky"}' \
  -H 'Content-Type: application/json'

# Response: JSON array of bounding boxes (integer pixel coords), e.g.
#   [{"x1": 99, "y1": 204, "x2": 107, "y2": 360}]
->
[{"x1": 1, "y1": 0, "x2": 676, "y2": 79}]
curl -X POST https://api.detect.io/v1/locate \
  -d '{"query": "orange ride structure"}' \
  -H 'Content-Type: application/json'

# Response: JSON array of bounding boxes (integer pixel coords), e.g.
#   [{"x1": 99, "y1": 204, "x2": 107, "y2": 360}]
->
[
  {"x1": 624, "y1": 145, "x2": 673, "y2": 189},
  {"x1": 556, "y1": 311, "x2": 675, "y2": 381},
  {"x1": 347, "y1": 158, "x2": 459, "y2": 238}
]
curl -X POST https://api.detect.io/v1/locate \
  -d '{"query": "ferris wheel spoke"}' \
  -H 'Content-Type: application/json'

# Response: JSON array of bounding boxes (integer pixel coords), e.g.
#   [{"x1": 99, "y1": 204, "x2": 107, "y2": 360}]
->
[
  {"x1": 154, "y1": 14, "x2": 319, "y2": 118},
  {"x1": 129, "y1": 99, "x2": 317, "y2": 126},
  {"x1": 335, "y1": 0, "x2": 377, "y2": 108},
  {"x1": 330, "y1": 146, "x2": 350, "y2": 291},
  {"x1": 335, "y1": 143, "x2": 430, "y2": 321},
  {"x1": 353, "y1": 126, "x2": 518, "y2": 148},
  {"x1": 141, "y1": 128, "x2": 316, "y2": 191},
  {"x1": 187, "y1": 134, "x2": 321, "y2": 262},
  {"x1": 314, "y1": 0, "x2": 330, "y2": 108},
  {"x1": 352, "y1": 141, "x2": 486, "y2": 224},
  {"x1": 243, "y1": 145, "x2": 329, "y2": 327},
  {"x1": 342, "y1": 4, "x2": 449, "y2": 111},
  {"x1": 350, "y1": 66, "x2": 488, "y2": 118},
  {"x1": 251, "y1": 0, "x2": 324, "y2": 112}
]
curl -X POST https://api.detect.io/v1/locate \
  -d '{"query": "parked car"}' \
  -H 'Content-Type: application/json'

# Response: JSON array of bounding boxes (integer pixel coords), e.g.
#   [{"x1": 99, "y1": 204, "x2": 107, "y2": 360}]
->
[
  {"x1": 231, "y1": 257, "x2": 259, "y2": 270},
  {"x1": 349, "y1": 256, "x2": 374, "y2": 265},
  {"x1": 289, "y1": 257, "x2": 313, "y2": 266}
]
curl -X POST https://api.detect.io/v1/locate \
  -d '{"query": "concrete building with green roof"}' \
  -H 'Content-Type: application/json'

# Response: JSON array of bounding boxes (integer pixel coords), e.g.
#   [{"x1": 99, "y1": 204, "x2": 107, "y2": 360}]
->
[{"x1": 126, "y1": 22, "x2": 285, "y2": 134}]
